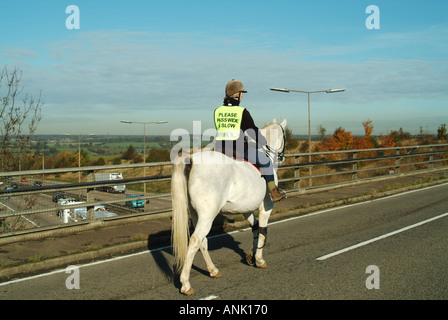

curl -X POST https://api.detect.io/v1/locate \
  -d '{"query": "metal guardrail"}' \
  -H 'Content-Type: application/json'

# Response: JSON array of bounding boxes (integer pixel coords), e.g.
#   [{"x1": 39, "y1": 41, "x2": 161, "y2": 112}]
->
[
  {"x1": 1, "y1": 144, "x2": 447, "y2": 236},
  {"x1": 281, "y1": 144, "x2": 448, "y2": 190}
]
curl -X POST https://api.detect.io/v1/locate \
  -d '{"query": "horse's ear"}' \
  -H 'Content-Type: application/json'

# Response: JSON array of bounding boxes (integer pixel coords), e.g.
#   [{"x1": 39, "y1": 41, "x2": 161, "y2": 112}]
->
[
  {"x1": 272, "y1": 118, "x2": 277, "y2": 123},
  {"x1": 280, "y1": 118, "x2": 287, "y2": 127}
]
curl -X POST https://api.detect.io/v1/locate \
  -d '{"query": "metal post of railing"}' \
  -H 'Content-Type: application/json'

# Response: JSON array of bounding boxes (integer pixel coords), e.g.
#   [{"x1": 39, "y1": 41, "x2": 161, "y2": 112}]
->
[
  {"x1": 86, "y1": 187, "x2": 95, "y2": 221},
  {"x1": 352, "y1": 152, "x2": 358, "y2": 180},
  {"x1": 85, "y1": 169, "x2": 95, "y2": 221},
  {"x1": 429, "y1": 147, "x2": 434, "y2": 169},
  {"x1": 395, "y1": 149, "x2": 401, "y2": 173},
  {"x1": 308, "y1": 153, "x2": 313, "y2": 188},
  {"x1": 294, "y1": 155, "x2": 301, "y2": 191}
]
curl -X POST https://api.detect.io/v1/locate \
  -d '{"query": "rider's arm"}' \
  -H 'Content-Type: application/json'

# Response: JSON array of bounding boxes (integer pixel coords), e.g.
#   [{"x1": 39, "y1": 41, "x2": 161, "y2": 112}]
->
[{"x1": 241, "y1": 109, "x2": 267, "y2": 147}]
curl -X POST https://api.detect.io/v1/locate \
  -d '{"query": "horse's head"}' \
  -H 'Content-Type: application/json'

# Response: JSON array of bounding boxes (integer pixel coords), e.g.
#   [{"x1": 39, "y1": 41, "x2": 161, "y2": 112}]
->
[{"x1": 261, "y1": 118, "x2": 287, "y2": 165}]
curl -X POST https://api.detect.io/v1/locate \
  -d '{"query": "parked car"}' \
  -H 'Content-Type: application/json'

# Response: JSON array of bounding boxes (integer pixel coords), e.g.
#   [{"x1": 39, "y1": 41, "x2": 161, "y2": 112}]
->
[
  {"x1": 52, "y1": 194, "x2": 65, "y2": 202},
  {"x1": 6, "y1": 184, "x2": 18, "y2": 190},
  {"x1": 21, "y1": 178, "x2": 27, "y2": 182},
  {"x1": 125, "y1": 194, "x2": 145, "y2": 209},
  {"x1": 34, "y1": 181, "x2": 43, "y2": 187}
]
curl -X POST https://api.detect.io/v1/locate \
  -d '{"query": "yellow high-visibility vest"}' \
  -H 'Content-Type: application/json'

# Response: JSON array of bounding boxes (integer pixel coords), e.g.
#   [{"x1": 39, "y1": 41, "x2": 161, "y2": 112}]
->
[{"x1": 214, "y1": 106, "x2": 245, "y2": 140}]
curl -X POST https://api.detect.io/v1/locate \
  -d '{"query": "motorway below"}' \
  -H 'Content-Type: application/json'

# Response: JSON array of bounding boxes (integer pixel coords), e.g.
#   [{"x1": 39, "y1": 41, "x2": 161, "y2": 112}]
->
[
  {"x1": 1, "y1": 176, "x2": 172, "y2": 229},
  {"x1": 1, "y1": 183, "x2": 447, "y2": 300}
]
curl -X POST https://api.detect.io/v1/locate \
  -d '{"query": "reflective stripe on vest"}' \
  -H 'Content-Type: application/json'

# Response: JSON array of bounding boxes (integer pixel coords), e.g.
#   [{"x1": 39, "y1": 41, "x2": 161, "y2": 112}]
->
[{"x1": 214, "y1": 106, "x2": 245, "y2": 140}]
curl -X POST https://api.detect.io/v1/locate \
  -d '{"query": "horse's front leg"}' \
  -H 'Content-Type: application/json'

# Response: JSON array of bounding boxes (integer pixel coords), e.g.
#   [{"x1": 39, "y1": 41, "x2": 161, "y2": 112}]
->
[
  {"x1": 243, "y1": 211, "x2": 259, "y2": 266},
  {"x1": 254, "y1": 193, "x2": 273, "y2": 268}
]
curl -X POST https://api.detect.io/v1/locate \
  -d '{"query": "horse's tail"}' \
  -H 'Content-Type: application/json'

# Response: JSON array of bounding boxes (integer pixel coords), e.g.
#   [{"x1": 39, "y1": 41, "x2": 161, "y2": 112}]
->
[{"x1": 171, "y1": 154, "x2": 191, "y2": 273}]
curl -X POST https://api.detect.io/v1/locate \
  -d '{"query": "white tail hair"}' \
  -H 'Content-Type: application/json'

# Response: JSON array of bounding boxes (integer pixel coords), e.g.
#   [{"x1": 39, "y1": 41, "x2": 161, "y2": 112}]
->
[{"x1": 171, "y1": 154, "x2": 191, "y2": 272}]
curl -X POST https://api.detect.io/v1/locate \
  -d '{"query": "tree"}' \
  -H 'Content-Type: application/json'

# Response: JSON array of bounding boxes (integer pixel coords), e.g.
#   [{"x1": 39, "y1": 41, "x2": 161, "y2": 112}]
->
[
  {"x1": 1, "y1": 66, "x2": 43, "y2": 172},
  {"x1": 332, "y1": 127, "x2": 354, "y2": 150},
  {"x1": 92, "y1": 157, "x2": 106, "y2": 166},
  {"x1": 391, "y1": 127, "x2": 411, "y2": 143},
  {"x1": 284, "y1": 127, "x2": 299, "y2": 150},
  {"x1": 379, "y1": 132, "x2": 396, "y2": 155},
  {"x1": 146, "y1": 148, "x2": 170, "y2": 162},
  {"x1": 317, "y1": 121, "x2": 376, "y2": 159},
  {"x1": 122, "y1": 145, "x2": 137, "y2": 160},
  {"x1": 352, "y1": 120, "x2": 375, "y2": 157},
  {"x1": 437, "y1": 124, "x2": 446, "y2": 140},
  {"x1": 362, "y1": 120, "x2": 374, "y2": 142},
  {"x1": 80, "y1": 149, "x2": 89, "y2": 166},
  {"x1": 317, "y1": 127, "x2": 353, "y2": 160},
  {"x1": 418, "y1": 126, "x2": 434, "y2": 145},
  {"x1": 317, "y1": 124, "x2": 326, "y2": 140}
]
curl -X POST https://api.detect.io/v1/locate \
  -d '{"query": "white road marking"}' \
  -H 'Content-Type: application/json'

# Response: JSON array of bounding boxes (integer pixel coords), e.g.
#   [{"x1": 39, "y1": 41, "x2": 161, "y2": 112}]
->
[
  {"x1": 316, "y1": 211, "x2": 448, "y2": 261},
  {"x1": 0, "y1": 201, "x2": 39, "y2": 227},
  {"x1": 20, "y1": 215, "x2": 39, "y2": 227},
  {"x1": 199, "y1": 295, "x2": 219, "y2": 300}
]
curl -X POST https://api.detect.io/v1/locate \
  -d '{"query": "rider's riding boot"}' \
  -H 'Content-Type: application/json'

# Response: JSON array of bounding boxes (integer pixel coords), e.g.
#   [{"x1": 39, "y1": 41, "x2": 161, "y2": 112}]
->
[{"x1": 270, "y1": 187, "x2": 287, "y2": 203}]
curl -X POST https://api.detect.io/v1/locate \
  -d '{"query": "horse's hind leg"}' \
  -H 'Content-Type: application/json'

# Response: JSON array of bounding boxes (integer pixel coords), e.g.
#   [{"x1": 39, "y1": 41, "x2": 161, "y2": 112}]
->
[
  {"x1": 179, "y1": 215, "x2": 215, "y2": 295},
  {"x1": 190, "y1": 211, "x2": 220, "y2": 278},
  {"x1": 199, "y1": 237, "x2": 221, "y2": 278}
]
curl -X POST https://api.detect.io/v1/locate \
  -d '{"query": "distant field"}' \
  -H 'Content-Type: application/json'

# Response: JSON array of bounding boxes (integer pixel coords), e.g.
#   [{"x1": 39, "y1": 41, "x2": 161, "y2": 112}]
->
[
  {"x1": 99, "y1": 142, "x2": 162, "y2": 149},
  {"x1": 43, "y1": 141, "x2": 163, "y2": 156}
]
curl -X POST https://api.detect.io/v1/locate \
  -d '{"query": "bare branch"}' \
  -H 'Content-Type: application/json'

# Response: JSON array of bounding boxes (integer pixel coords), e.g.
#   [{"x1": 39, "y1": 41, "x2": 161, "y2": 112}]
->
[{"x1": 1, "y1": 65, "x2": 44, "y2": 172}]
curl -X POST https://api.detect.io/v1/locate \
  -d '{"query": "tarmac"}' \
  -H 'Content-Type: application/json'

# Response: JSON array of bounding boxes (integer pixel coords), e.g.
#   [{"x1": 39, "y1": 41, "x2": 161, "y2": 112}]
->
[{"x1": 1, "y1": 169, "x2": 447, "y2": 281}]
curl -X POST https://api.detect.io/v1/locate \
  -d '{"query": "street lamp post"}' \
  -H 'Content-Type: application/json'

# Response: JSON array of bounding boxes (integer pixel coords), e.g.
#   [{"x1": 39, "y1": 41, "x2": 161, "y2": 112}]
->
[
  {"x1": 120, "y1": 120, "x2": 168, "y2": 199},
  {"x1": 270, "y1": 87, "x2": 345, "y2": 187}
]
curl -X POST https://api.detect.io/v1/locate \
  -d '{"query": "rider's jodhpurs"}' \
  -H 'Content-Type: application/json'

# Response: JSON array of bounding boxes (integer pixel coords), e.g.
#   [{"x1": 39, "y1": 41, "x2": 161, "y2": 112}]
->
[{"x1": 215, "y1": 141, "x2": 275, "y2": 184}]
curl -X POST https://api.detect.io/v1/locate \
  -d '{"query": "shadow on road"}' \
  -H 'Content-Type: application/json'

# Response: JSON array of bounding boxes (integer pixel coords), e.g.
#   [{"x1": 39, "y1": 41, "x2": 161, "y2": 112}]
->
[{"x1": 145, "y1": 214, "x2": 250, "y2": 292}]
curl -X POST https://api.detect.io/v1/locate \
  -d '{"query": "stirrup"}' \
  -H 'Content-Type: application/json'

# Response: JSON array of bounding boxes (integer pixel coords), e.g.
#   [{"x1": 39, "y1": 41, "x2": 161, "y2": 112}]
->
[
  {"x1": 277, "y1": 187, "x2": 287, "y2": 199},
  {"x1": 270, "y1": 187, "x2": 287, "y2": 202}
]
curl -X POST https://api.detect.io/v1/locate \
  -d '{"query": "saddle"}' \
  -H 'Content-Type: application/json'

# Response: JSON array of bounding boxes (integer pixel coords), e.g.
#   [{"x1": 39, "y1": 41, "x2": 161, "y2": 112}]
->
[
  {"x1": 231, "y1": 156, "x2": 261, "y2": 173},
  {"x1": 219, "y1": 149, "x2": 261, "y2": 173}
]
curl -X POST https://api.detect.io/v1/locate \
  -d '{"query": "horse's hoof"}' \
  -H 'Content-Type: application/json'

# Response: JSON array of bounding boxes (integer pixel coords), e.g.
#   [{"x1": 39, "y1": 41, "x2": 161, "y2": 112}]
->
[
  {"x1": 246, "y1": 252, "x2": 255, "y2": 266},
  {"x1": 210, "y1": 271, "x2": 221, "y2": 278},
  {"x1": 181, "y1": 287, "x2": 195, "y2": 295},
  {"x1": 256, "y1": 261, "x2": 268, "y2": 269}
]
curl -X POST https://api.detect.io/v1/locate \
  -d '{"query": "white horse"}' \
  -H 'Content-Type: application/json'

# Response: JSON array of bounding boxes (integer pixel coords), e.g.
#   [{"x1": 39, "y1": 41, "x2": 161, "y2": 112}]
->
[{"x1": 171, "y1": 119, "x2": 286, "y2": 295}]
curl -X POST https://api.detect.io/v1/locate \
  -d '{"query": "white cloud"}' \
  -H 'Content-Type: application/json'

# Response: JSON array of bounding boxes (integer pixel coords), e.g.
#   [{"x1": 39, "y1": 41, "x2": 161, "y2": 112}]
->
[{"x1": 2, "y1": 28, "x2": 447, "y2": 135}]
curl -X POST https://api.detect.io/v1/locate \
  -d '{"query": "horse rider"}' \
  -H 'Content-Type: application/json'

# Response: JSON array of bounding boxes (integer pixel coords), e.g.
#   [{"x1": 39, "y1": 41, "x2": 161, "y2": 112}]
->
[{"x1": 214, "y1": 79, "x2": 287, "y2": 203}]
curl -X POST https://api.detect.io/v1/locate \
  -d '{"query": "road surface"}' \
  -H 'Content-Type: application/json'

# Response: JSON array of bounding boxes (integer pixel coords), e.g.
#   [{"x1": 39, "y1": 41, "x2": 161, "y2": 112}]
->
[{"x1": 1, "y1": 183, "x2": 447, "y2": 301}]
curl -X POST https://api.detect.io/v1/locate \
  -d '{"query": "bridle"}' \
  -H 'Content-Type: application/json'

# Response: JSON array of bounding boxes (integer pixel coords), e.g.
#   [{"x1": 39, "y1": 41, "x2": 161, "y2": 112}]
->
[{"x1": 265, "y1": 123, "x2": 286, "y2": 163}]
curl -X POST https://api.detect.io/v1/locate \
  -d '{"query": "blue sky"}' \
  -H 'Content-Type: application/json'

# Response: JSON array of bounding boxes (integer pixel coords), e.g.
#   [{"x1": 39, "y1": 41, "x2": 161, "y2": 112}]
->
[{"x1": 1, "y1": 0, "x2": 447, "y2": 136}]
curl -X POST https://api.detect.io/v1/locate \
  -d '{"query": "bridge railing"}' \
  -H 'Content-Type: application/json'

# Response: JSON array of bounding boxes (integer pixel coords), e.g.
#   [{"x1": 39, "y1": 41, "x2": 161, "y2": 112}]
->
[
  {"x1": 279, "y1": 143, "x2": 448, "y2": 192},
  {"x1": 1, "y1": 143, "x2": 447, "y2": 236}
]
